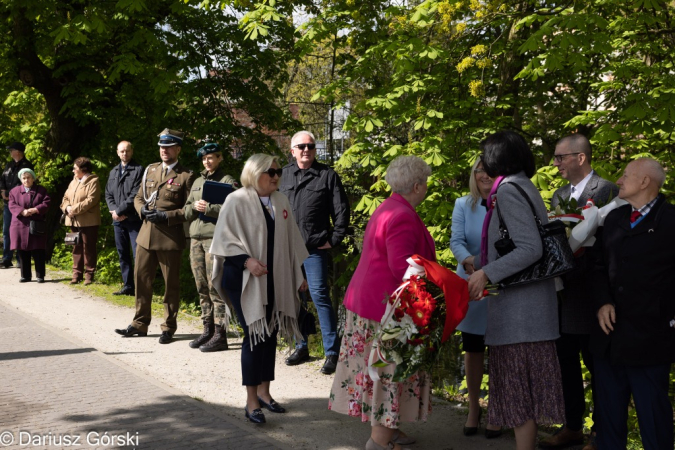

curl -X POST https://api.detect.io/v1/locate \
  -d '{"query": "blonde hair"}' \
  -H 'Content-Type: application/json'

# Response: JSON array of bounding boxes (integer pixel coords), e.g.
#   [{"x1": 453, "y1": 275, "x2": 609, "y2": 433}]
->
[
  {"x1": 384, "y1": 155, "x2": 431, "y2": 194},
  {"x1": 240, "y1": 154, "x2": 281, "y2": 191},
  {"x1": 468, "y1": 159, "x2": 483, "y2": 210}
]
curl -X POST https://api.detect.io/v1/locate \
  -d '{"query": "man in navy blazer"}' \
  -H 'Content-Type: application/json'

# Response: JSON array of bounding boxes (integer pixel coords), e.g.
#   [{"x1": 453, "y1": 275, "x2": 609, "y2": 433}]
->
[
  {"x1": 541, "y1": 134, "x2": 617, "y2": 450},
  {"x1": 592, "y1": 158, "x2": 674, "y2": 450}
]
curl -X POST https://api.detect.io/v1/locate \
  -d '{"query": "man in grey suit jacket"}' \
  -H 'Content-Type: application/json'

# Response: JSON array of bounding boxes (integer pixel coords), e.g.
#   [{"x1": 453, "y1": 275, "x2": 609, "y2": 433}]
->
[{"x1": 540, "y1": 134, "x2": 618, "y2": 450}]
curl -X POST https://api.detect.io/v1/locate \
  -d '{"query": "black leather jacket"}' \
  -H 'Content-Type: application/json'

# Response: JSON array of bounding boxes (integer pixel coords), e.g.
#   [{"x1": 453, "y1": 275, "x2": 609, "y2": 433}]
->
[
  {"x1": 279, "y1": 160, "x2": 350, "y2": 249},
  {"x1": 0, "y1": 158, "x2": 34, "y2": 193}
]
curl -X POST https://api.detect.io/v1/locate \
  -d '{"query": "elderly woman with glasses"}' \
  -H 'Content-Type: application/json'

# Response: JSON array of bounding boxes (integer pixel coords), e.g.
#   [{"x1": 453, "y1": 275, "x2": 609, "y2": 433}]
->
[
  {"x1": 8, "y1": 168, "x2": 51, "y2": 283},
  {"x1": 210, "y1": 154, "x2": 308, "y2": 425}
]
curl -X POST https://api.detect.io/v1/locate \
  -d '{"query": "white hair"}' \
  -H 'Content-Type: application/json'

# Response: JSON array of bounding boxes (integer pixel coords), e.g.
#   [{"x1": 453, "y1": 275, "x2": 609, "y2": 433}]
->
[
  {"x1": 385, "y1": 155, "x2": 432, "y2": 194},
  {"x1": 290, "y1": 131, "x2": 316, "y2": 148},
  {"x1": 240, "y1": 154, "x2": 281, "y2": 191},
  {"x1": 634, "y1": 157, "x2": 666, "y2": 188}
]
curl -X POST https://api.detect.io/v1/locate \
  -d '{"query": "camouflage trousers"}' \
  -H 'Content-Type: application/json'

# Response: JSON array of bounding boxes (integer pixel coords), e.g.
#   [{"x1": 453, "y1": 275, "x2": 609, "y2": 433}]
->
[{"x1": 190, "y1": 238, "x2": 229, "y2": 325}]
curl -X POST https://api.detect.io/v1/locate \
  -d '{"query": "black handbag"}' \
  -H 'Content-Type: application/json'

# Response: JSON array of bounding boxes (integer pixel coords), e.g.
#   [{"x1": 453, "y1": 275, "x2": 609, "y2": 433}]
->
[
  {"x1": 26, "y1": 194, "x2": 46, "y2": 236},
  {"x1": 298, "y1": 293, "x2": 317, "y2": 336},
  {"x1": 494, "y1": 182, "x2": 575, "y2": 289},
  {"x1": 29, "y1": 220, "x2": 46, "y2": 236}
]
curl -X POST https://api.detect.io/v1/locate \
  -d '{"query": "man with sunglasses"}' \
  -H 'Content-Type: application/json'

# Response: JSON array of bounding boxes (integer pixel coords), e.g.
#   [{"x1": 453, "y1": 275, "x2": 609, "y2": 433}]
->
[
  {"x1": 280, "y1": 131, "x2": 350, "y2": 374},
  {"x1": 540, "y1": 134, "x2": 617, "y2": 450}
]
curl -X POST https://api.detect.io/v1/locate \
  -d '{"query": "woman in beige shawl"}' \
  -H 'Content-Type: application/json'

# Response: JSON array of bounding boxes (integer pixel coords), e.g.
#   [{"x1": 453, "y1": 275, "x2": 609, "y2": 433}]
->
[{"x1": 210, "y1": 154, "x2": 308, "y2": 424}]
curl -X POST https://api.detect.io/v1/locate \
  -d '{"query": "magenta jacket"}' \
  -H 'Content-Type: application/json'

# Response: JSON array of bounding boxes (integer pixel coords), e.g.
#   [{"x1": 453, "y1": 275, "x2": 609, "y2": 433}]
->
[{"x1": 344, "y1": 193, "x2": 436, "y2": 321}]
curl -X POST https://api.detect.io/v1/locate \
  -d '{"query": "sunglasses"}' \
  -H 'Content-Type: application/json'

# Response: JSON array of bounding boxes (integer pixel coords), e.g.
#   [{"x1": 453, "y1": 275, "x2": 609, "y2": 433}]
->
[
  {"x1": 293, "y1": 143, "x2": 316, "y2": 150},
  {"x1": 264, "y1": 168, "x2": 283, "y2": 178}
]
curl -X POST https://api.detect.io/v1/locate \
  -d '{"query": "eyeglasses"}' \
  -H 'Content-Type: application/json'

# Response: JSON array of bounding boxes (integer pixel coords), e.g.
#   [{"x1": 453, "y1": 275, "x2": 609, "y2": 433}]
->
[
  {"x1": 292, "y1": 143, "x2": 316, "y2": 151},
  {"x1": 553, "y1": 152, "x2": 582, "y2": 163},
  {"x1": 474, "y1": 169, "x2": 487, "y2": 175},
  {"x1": 264, "y1": 168, "x2": 283, "y2": 178}
]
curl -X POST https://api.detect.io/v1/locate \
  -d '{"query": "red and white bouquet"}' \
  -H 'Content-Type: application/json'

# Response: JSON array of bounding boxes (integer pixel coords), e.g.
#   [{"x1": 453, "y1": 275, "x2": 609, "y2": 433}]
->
[{"x1": 369, "y1": 255, "x2": 469, "y2": 382}]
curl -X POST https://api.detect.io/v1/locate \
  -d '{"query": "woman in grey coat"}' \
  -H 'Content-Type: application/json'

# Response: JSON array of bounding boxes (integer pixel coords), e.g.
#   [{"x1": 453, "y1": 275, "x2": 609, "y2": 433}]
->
[{"x1": 468, "y1": 131, "x2": 564, "y2": 450}]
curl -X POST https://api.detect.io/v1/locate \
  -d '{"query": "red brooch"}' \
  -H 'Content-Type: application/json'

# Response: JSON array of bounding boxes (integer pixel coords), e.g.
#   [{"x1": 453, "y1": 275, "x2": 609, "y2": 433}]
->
[
  {"x1": 283, "y1": 209, "x2": 288, "y2": 219},
  {"x1": 167, "y1": 179, "x2": 173, "y2": 185}
]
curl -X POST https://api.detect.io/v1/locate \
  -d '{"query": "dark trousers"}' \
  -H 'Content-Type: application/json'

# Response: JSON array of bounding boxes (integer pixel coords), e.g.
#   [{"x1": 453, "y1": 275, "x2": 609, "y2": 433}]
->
[
  {"x1": 113, "y1": 221, "x2": 140, "y2": 289},
  {"x1": 224, "y1": 273, "x2": 276, "y2": 387},
  {"x1": 556, "y1": 332, "x2": 596, "y2": 431},
  {"x1": 71, "y1": 226, "x2": 98, "y2": 281},
  {"x1": 3, "y1": 204, "x2": 16, "y2": 263},
  {"x1": 131, "y1": 245, "x2": 182, "y2": 334},
  {"x1": 595, "y1": 357, "x2": 673, "y2": 450},
  {"x1": 18, "y1": 249, "x2": 45, "y2": 280}
]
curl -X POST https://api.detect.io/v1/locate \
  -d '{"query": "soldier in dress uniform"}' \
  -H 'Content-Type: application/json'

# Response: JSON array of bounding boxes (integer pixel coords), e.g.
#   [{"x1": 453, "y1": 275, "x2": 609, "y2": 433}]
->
[{"x1": 115, "y1": 128, "x2": 196, "y2": 344}]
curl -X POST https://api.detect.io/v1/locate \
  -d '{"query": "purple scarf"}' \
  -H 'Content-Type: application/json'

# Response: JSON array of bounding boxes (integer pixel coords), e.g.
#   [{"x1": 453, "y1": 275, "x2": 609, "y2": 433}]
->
[{"x1": 480, "y1": 176, "x2": 505, "y2": 267}]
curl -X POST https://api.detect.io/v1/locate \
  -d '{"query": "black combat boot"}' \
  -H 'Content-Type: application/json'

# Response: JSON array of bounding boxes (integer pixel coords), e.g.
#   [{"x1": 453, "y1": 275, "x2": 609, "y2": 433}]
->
[
  {"x1": 199, "y1": 324, "x2": 229, "y2": 352},
  {"x1": 189, "y1": 319, "x2": 214, "y2": 349}
]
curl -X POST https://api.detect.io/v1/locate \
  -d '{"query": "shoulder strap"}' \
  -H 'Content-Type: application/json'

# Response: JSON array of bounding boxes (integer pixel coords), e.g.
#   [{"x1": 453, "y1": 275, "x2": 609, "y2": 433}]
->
[{"x1": 500, "y1": 182, "x2": 542, "y2": 226}]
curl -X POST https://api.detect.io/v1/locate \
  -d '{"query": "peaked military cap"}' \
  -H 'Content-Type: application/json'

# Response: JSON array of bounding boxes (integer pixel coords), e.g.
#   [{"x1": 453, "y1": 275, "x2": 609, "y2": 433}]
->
[{"x1": 157, "y1": 128, "x2": 184, "y2": 147}]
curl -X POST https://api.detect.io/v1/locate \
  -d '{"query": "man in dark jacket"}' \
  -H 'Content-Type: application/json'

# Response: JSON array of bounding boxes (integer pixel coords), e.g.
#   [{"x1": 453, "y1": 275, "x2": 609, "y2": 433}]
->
[
  {"x1": 0, "y1": 142, "x2": 33, "y2": 268},
  {"x1": 105, "y1": 141, "x2": 143, "y2": 296},
  {"x1": 591, "y1": 158, "x2": 674, "y2": 450},
  {"x1": 541, "y1": 134, "x2": 617, "y2": 450},
  {"x1": 280, "y1": 130, "x2": 350, "y2": 374}
]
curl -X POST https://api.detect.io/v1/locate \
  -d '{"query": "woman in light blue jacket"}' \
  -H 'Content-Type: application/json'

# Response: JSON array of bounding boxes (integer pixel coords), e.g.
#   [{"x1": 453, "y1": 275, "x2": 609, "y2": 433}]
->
[{"x1": 451, "y1": 158, "x2": 501, "y2": 438}]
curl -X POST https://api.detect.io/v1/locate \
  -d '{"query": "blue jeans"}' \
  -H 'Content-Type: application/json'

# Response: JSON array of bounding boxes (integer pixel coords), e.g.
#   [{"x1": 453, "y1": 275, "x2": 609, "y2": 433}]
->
[
  {"x1": 3, "y1": 204, "x2": 15, "y2": 263},
  {"x1": 113, "y1": 220, "x2": 140, "y2": 289},
  {"x1": 296, "y1": 249, "x2": 339, "y2": 356}
]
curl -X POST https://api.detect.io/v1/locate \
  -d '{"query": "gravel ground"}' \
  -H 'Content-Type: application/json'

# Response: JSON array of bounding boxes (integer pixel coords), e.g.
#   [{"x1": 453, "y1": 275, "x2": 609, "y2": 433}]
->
[{"x1": 0, "y1": 266, "x2": 517, "y2": 450}]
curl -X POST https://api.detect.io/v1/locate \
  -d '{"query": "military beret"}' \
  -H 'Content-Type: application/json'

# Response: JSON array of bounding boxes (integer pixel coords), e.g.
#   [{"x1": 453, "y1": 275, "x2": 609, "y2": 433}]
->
[
  {"x1": 157, "y1": 128, "x2": 184, "y2": 147},
  {"x1": 197, "y1": 143, "x2": 221, "y2": 158}
]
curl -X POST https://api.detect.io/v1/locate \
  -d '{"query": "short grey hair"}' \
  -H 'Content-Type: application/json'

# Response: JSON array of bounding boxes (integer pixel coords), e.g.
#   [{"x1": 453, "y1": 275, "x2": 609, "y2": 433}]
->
[
  {"x1": 385, "y1": 155, "x2": 432, "y2": 194},
  {"x1": 290, "y1": 131, "x2": 315, "y2": 148},
  {"x1": 634, "y1": 157, "x2": 666, "y2": 189},
  {"x1": 240, "y1": 154, "x2": 281, "y2": 191}
]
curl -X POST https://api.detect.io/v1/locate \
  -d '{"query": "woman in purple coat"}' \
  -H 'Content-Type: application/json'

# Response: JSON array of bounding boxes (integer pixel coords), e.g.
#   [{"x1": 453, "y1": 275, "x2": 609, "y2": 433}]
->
[{"x1": 8, "y1": 168, "x2": 50, "y2": 282}]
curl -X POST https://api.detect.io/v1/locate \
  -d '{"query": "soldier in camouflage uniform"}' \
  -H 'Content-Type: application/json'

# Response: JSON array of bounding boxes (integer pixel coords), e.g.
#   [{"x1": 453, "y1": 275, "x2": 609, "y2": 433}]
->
[{"x1": 184, "y1": 143, "x2": 236, "y2": 352}]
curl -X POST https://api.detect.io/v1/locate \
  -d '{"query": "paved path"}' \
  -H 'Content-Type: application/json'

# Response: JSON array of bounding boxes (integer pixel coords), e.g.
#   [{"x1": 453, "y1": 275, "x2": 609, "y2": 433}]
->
[
  {"x1": 0, "y1": 302, "x2": 286, "y2": 450},
  {"x1": 0, "y1": 266, "x2": 520, "y2": 449}
]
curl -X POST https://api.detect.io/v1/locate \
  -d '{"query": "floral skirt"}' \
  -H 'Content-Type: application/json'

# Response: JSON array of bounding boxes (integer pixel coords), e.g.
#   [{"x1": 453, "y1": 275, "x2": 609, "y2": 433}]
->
[
  {"x1": 487, "y1": 340, "x2": 565, "y2": 428},
  {"x1": 328, "y1": 310, "x2": 431, "y2": 428}
]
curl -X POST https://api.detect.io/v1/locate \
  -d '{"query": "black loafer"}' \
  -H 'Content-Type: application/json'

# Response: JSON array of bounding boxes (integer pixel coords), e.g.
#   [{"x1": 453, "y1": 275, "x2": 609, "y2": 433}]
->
[
  {"x1": 158, "y1": 331, "x2": 174, "y2": 344},
  {"x1": 19, "y1": 277, "x2": 30, "y2": 283},
  {"x1": 114, "y1": 325, "x2": 148, "y2": 337},
  {"x1": 245, "y1": 406, "x2": 266, "y2": 424},
  {"x1": 320, "y1": 354, "x2": 339, "y2": 374},
  {"x1": 285, "y1": 347, "x2": 310, "y2": 366},
  {"x1": 37, "y1": 278, "x2": 44, "y2": 283},
  {"x1": 258, "y1": 397, "x2": 286, "y2": 413},
  {"x1": 113, "y1": 287, "x2": 135, "y2": 296}
]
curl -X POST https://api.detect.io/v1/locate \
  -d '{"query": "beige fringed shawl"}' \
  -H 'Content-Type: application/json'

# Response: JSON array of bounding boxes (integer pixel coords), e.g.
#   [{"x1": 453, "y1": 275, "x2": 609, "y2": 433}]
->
[{"x1": 210, "y1": 187, "x2": 309, "y2": 348}]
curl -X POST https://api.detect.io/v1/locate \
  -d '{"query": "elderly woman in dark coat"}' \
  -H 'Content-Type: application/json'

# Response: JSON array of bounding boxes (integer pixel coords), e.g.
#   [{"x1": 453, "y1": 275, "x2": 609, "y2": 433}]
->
[{"x1": 8, "y1": 168, "x2": 51, "y2": 282}]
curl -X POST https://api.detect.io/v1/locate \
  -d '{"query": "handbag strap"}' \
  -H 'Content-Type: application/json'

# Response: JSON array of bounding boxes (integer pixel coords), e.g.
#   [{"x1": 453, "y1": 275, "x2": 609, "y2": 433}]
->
[{"x1": 494, "y1": 182, "x2": 546, "y2": 239}]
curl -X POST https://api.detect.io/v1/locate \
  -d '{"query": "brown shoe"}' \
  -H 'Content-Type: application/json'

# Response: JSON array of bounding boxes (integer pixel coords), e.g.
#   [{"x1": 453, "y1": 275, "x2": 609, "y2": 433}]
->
[
  {"x1": 539, "y1": 427, "x2": 584, "y2": 448},
  {"x1": 70, "y1": 278, "x2": 81, "y2": 284},
  {"x1": 83, "y1": 279, "x2": 93, "y2": 286}
]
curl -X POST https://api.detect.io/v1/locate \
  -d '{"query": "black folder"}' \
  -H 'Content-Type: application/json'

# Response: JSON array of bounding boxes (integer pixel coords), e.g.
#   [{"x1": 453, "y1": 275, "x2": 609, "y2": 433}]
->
[{"x1": 199, "y1": 180, "x2": 234, "y2": 224}]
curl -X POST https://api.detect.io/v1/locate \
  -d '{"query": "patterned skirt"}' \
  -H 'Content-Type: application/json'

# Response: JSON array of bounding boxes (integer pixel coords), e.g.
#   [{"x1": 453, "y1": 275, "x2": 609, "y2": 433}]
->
[
  {"x1": 487, "y1": 340, "x2": 565, "y2": 428},
  {"x1": 328, "y1": 310, "x2": 431, "y2": 428}
]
